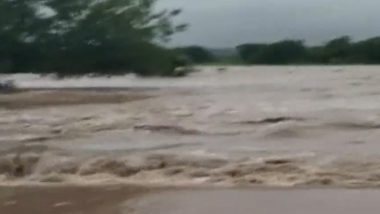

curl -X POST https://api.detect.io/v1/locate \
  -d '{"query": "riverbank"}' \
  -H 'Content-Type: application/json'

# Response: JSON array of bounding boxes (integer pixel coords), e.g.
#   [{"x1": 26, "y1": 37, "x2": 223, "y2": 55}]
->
[{"x1": 2, "y1": 185, "x2": 380, "y2": 214}]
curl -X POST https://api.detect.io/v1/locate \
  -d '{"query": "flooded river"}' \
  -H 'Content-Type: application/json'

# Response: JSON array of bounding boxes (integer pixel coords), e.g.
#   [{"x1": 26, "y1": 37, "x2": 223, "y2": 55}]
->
[{"x1": 1, "y1": 66, "x2": 380, "y2": 187}]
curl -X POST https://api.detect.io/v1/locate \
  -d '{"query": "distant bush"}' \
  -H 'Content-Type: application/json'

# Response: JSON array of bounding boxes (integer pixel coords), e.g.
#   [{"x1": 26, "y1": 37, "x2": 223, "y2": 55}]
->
[
  {"x1": 176, "y1": 46, "x2": 215, "y2": 64},
  {"x1": 238, "y1": 40, "x2": 307, "y2": 64},
  {"x1": 237, "y1": 44, "x2": 268, "y2": 63}
]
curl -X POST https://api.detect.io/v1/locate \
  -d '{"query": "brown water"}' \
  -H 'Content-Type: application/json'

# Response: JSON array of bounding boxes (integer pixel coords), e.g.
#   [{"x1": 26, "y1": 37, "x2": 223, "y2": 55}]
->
[
  {"x1": 2, "y1": 66, "x2": 380, "y2": 187},
  {"x1": 129, "y1": 188, "x2": 380, "y2": 214}
]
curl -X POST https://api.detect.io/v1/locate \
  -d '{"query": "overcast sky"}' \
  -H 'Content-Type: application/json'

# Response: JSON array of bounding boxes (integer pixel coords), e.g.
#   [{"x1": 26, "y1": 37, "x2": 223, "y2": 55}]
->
[{"x1": 157, "y1": 0, "x2": 380, "y2": 48}]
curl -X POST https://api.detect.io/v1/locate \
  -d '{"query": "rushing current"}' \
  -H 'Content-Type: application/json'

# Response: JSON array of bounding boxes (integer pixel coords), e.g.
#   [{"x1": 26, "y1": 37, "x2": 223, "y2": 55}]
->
[{"x1": 1, "y1": 66, "x2": 380, "y2": 187}]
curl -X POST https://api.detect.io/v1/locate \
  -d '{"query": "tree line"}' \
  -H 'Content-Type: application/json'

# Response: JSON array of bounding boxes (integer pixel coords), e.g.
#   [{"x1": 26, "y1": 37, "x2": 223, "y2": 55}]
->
[{"x1": 180, "y1": 36, "x2": 380, "y2": 65}]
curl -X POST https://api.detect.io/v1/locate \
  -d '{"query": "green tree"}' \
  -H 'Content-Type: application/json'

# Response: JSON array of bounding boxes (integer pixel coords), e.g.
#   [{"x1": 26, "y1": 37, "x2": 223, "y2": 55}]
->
[
  {"x1": 0, "y1": 0, "x2": 188, "y2": 76},
  {"x1": 324, "y1": 36, "x2": 352, "y2": 63},
  {"x1": 0, "y1": 0, "x2": 49, "y2": 72}
]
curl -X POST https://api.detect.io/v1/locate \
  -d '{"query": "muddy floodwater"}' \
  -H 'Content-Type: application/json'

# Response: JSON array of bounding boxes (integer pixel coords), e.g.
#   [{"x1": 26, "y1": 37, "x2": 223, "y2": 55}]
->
[
  {"x1": 1, "y1": 66, "x2": 380, "y2": 187},
  {"x1": 129, "y1": 188, "x2": 380, "y2": 214}
]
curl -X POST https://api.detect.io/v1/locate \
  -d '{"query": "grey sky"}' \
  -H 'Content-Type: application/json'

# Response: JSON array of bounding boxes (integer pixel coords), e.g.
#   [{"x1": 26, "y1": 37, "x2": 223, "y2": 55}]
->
[{"x1": 157, "y1": 0, "x2": 380, "y2": 48}]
